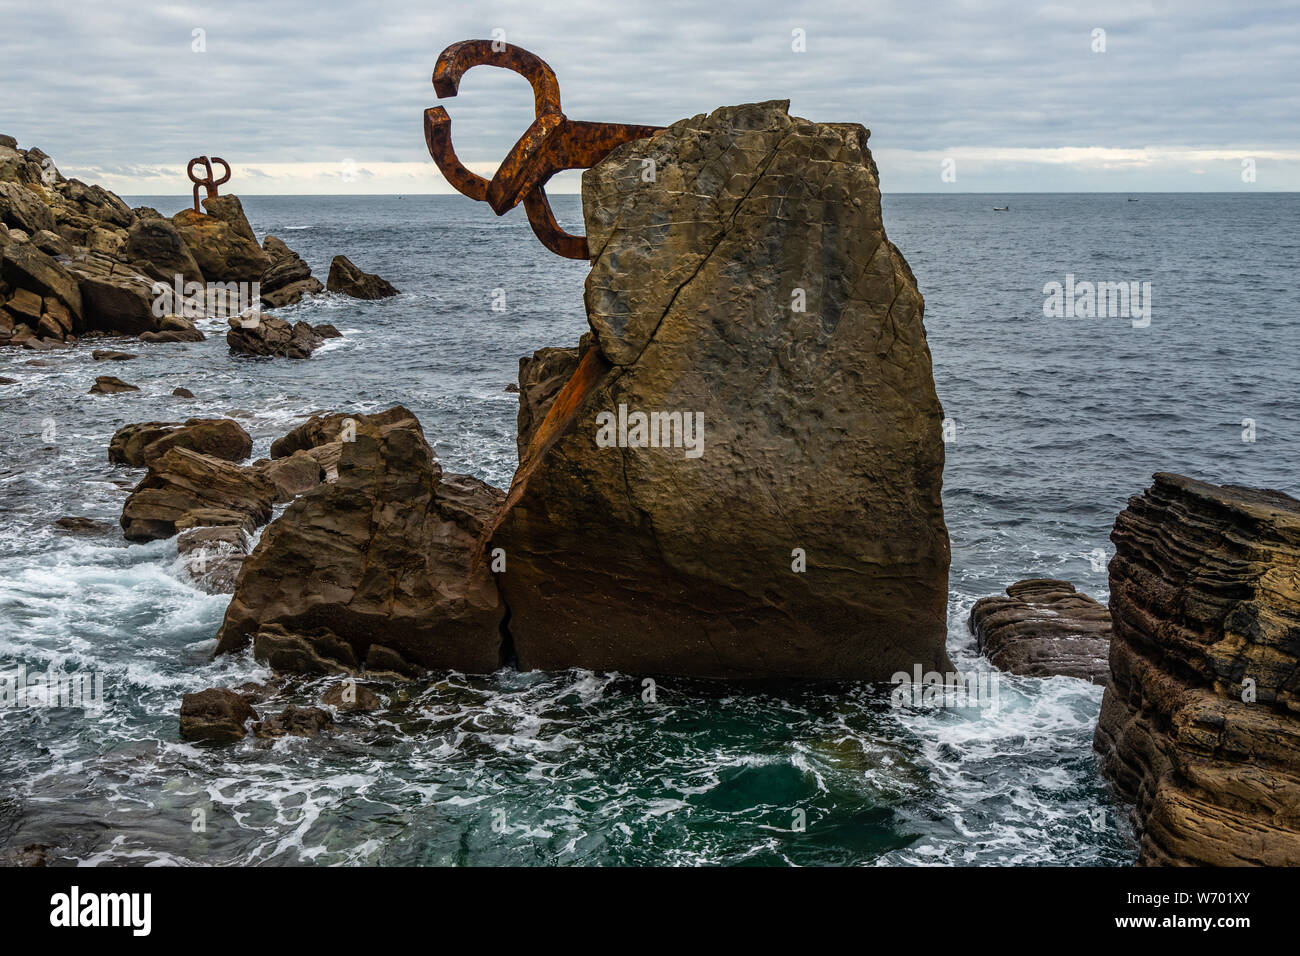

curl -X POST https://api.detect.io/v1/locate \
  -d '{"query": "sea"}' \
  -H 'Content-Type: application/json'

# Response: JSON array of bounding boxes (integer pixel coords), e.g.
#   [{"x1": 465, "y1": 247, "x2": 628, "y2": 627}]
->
[{"x1": 0, "y1": 192, "x2": 1296, "y2": 866}]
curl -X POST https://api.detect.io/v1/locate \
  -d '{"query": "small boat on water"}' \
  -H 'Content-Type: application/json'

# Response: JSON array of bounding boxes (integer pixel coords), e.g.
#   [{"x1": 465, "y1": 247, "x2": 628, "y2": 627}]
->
[{"x1": 992, "y1": 206, "x2": 1009, "y2": 211}]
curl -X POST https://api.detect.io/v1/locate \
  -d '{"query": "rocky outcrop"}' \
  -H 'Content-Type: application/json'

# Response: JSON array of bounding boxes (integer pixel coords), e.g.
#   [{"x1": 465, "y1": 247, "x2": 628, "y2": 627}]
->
[
  {"x1": 177, "y1": 525, "x2": 249, "y2": 593},
  {"x1": 138, "y1": 313, "x2": 204, "y2": 343},
  {"x1": 969, "y1": 579, "x2": 1111, "y2": 683},
  {"x1": 179, "y1": 688, "x2": 257, "y2": 743},
  {"x1": 226, "y1": 313, "x2": 328, "y2": 359},
  {"x1": 120, "y1": 447, "x2": 276, "y2": 541},
  {"x1": 1094, "y1": 473, "x2": 1300, "y2": 866},
  {"x1": 253, "y1": 705, "x2": 334, "y2": 739},
  {"x1": 123, "y1": 217, "x2": 203, "y2": 285},
  {"x1": 260, "y1": 236, "x2": 323, "y2": 307},
  {"x1": 326, "y1": 255, "x2": 398, "y2": 299},
  {"x1": 214, "y1": 407, "x2": 506, "y2": 676},
  {"x1": 63, "y1": 253, "x2": 160, "y2": 335},
  {"x1": 489, "y1": 100, "x2": 950, "y2": 679},
  {"x1": 171, "y1": 206, "x2": 269, "y2": 285},
  {"x1": 109, "y1": 418, "x2": 253, "y2": 468},
  {"x1": 89, "y1": 375, "x2": 138, "y2": 394}
]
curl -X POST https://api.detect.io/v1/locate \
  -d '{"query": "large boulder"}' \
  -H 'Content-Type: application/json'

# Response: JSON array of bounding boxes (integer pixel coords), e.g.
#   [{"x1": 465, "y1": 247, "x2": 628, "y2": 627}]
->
[
  {"x1": 55, "y1": 179, "x2": 134, "y2": 229},
  {"x1": 969, "y1": 579, "x2": 1111, "y2": 683},
  {"x1": 62, "y1": 253, "x2": 159, "y2": 335},
  {"x1": 214, "y1": 407, "x2": 506, "y2": 675},
  {"x1": 326, "y1": 255, "x2": 398, "y2": 299},
  {"x1": 1094, "y1": 473, "x2": 1300, "y2": 866},
  {"x1": 120, "y1": 446, "x2": 276, "y2": 541},
  {"x1": 1, "y1": 242, "x2": 83, "y2": 330},
  {"x1": 171, "y1": 205, "x2": 270, "y2": 284},
  {"x1": 179, "y1": 688, "x2": 257, "y2": 743},
  {"x1": 488, "y1": 100, "x2": 951, "y2": 680},
  {"x1": 124, "y1": 217, "x2": 204, "y2": 285}
]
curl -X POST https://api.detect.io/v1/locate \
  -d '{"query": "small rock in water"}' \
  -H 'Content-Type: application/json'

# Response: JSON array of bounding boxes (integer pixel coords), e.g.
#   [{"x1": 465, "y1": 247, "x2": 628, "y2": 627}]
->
[
  {"x1": 321, "y1": 681, "x2": 381, "y2": 713},
  {"x1": 968, "y1": 578, "x2": 1111, "y2": 683},
  {"x1": 89, "y1": 375, "x2": 138, "y2": 394},
  {"x1": 91, "y1": 349, "x2": 136, "y2": 361},
  {"x1": 326, "y1": 254, "x2": 399, "y2": 299},
  {"x1": 53, "y1": 516, "x2": 114, "y2": 535},
  {"x1": 253, "y1": 705, "x2": 334, "y2": 739},
  {"x1": 0, "y1": 376, "x2": 16, "y2": 385},
  {"x1": 172, "y1": 386, "x2": 195, "y2": 398},
  {"x1": 179, "y1": 688, "x2": 257, "y2": 744}
]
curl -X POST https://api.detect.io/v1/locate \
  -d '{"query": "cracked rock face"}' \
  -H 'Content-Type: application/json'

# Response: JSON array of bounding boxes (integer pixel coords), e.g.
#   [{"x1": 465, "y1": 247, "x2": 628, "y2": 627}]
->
[
  {"x1": 1094, "y1": 473, "x2": 1300, "y2": 865},
  {"x1": 490, "y1": 101, "x2": 951, "y2": 680}
]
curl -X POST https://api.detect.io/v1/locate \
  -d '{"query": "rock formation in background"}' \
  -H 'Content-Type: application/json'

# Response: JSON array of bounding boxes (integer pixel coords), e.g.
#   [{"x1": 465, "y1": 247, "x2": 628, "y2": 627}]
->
[
  {"x1": 214, "y1": 407, "x2": 505, "y2": 675},
  {"x1": 489, "y1": 101, "x2": 951, "y2": 680},
  {"x1": 226, "y1": 313, "x2": 338, "y2": 359},
  {"x1": 326, "y1": 254, "x2": 399, "y2": 299},
  {"x1": 260, "y1": 236, "x2": 324, "y2": 307},
  {"x1": 969, "y1": 579, "x2": 1111, "y2": 683},
  {"x1": 1094, "y1": 473, "x2": 1300, "y2": 866}
]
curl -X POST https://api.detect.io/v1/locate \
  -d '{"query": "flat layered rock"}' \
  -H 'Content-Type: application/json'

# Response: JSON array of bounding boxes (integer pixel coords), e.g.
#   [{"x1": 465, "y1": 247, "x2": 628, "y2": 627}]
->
[
  {"x1": 109, "y1": 418, "x2": 252, "y2": 467},
  {"x1": 120, "y1": 446, "x2": 276, "y2": 541},
  {"x1": 969, "y1": 578, "x2": 1111, "y2": 683},
  {"x1": 1094, "y1": 473, "x2": 1300, "y2": 866}
]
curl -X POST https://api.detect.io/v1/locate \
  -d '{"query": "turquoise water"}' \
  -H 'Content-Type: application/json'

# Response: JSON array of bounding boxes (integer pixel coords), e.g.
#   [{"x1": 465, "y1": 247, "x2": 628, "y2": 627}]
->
[{"x1": 1, "y1": 193, "x2": 1296, "y2": 865}]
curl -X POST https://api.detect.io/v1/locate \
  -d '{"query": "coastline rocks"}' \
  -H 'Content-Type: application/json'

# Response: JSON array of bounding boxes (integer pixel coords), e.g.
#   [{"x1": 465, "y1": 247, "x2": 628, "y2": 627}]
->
[
  {"x1": 2, "y1": 242, "x2": 84, "y2": 337},
  {"x1": 251, "y1": 450, "x2": 324, "y2": 502},
  {"x1": 139, "y1": 314, "x2": 204, "y2": 343},
  {"x1": 226, "y1": 313, "x2": 326, "y2": 359},
  {"x1": 321, "y1": 680, "x2": 381, "y2": 712},
  {"x1": 109, "y1": 418, "x2": 252, "y2": 468},
  {"x1": 326, "y1": 255, "x2": 398, "y2": 299},
  {"x1": 53, "y1": 515, "x2": 115, "y2": 535},
  {"x1": 969, "y1": 579, "x2": 1111, "y2": 683},
  {"x1": 489, "y1": 100, "x2": 951, "y2": 679},
  {"x1": 516, "y1": 343, "x2": 582, "y2": 460},
  {"x1": 179, "y1": 688, "x2": 257, "y2": 743},
  {"x1": 1094, "y1": 473, "x2": 1300, "y2": 866},
  {"x1": 260, "y1": 235, "x2": 323, "y2": 308},
  {"x1": 253, "y1": 705, "x2": 334, "y2": 739},
  {"x1": 91, "y1": 349, "x2": 135, "y2": 361},
  {"x1": 120, "y1": 446, "x2": 275, "y2": 541},
  {"x1": 214, "y1": 406, "x2": 506, "y2": 676},
  {"x1": 0, "y1": 180, "x2": 55, "y2": 235}
]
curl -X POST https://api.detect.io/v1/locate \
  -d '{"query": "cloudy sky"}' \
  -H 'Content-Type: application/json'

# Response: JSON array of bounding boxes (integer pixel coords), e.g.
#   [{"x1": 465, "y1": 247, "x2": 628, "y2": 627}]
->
[{"x1": 2, "y1": 0, "x2": 1296, "y2": 193}]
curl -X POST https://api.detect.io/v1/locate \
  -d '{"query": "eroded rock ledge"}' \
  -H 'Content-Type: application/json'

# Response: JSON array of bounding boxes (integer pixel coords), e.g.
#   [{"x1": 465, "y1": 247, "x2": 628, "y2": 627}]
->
[
  {"x1": 969, "y1": 578, "x2": 1111, "y2": 683},
  {"x1": 1094, "y1": 473, "x2": 1300, "y2": 866}
]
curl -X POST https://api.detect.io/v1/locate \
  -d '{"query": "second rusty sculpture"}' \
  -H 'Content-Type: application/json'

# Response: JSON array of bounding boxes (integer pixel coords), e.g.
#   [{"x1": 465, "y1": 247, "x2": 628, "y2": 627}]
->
[
  {"x1": 187, "y1": 155, "x2": 231, "y2": 213},
  {"x1": 424, "y1": 40, "x2": 662, "y2": 260}
]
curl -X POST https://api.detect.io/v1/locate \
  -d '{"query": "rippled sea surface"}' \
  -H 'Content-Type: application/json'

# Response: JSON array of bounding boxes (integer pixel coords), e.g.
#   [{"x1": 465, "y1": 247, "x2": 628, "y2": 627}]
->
[{"x1": 1, "y1": 193, "x2": 1296, "y2": 865}]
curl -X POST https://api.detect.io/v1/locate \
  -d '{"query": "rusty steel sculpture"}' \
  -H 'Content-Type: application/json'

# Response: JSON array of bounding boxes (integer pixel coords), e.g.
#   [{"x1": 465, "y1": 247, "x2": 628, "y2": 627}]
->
[
  {"x1": 425, "y1": 40, "x2": 662, "y2": 259},
  {"x1": 186, "y1": 156, "x2": 231, "y2": 213}
]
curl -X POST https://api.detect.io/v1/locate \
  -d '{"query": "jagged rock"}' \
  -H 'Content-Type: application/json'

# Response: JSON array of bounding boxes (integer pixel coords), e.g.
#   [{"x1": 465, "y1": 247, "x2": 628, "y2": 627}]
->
[
  {"x1": 139, "y1": 313, "x2": 204, "y2": 343},
  {"x1": 89, "y1": 375, "x2": 138, "y2": 394},
  {"x1": 268, "y1": 408, "x2": 399, "y2": 459},
  {"x1": 969, "y1": 579, "x2": 1111, "y2": 683},
  {"x1": 179, "y1": 688, "x2": 257, "y2": 743},
  {"x1": 214, "y1": 407, "x2": 506, "y2": 675},
  {"x1": 177, "y1": 525, "x2": 249, "y2": 593},
  {"x1": 63, "y1": 253, "x2": 158, "y2": 335},
  {"x1": 171, "y1": 204, "x2": 270, "y2": 284},
  {"x1": 321, "y1": 680, "x2": 381, "y2": 712},
  {"x1": 30, "y1": 229, "x2": 70, "y2": 257},
  {"x1": 516, "y1": 343, "x2": 582, "y2": 460},
  {"x1": 326, "y1": 254, "x2": 398, "y2": 299},
  {"x1": 173, "y1": 386, "x2": 195, "y2": 398},
  {"x1": 124, "y1": 216, "x2": 204, "y2": 285},
  {"x1": 226, "y1": 313, "x2": 324, "y2": 359},
  {"x1": 251, "y1": 450, "x2": 323, "y2": 502},
  {"x1": 200, "y1": 195, "x2": 258, "y2": 244},
  {"x1": 56, "y1": 179, "x2": 133, "y2": 229},
  {"x1": 253, "y1": 705, "x2": 334, "y2": 739},
  {"x1": 260, "y1": 235, "x2": 322, "y2": 307},
  {"x1": 0, "y1": 181, "x2": 55, "y2": 234},
  {"x1": 1094, "y1": 473, "x2": 1300, "y2": 866},
  {"x1": 0, "y1": 134, "x2": 16, "y2": 149},
  {"x1": 86, "y1": 225, "x2": 127, "y2": 258},
  {"x1": 489, "y1": 100, "x2": 951, "y2": 679},
  {"x1": 314, "y1": 323, "x2": 341, "y2": 338},
  {"x1": 120, "y1": 446, "x2": 275, "y2": 541},
  {"x1": 109, "y1": 418, "x2": 252, "y2": 467},
  {"x1": 92, "y1": 349, "x2": 136, "y2": 361}
]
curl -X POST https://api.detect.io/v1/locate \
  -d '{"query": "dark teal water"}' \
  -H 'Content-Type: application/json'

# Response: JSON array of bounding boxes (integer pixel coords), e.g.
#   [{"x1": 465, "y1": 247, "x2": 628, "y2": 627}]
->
[{"x1": 0, "y1": 193, "x2": 1295, "y2": 865}]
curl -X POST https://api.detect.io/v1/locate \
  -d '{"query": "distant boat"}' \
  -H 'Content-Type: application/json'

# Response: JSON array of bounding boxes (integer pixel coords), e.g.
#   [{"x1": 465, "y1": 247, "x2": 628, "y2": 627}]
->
[
  {"x1": 992, "y1": 206, "x2": 1009, "y2": 211},
  {"x1": 1128, "y1": 198, "x2": 1139, "y2": 202}
]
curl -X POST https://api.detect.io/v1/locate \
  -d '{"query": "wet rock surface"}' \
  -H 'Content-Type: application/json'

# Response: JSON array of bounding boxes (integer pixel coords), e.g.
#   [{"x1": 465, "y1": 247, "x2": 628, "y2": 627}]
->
[
  {"x1": 120, "y1": 446, "x2": 276, "y2": 541},
  {"x1": 969, "y1": 578, "x2": 1111, "y2": 683},
  {"x1": 109, "y1": 417, "x2": 252, "y2": 467},
  {"x1": 326, "y1": 254, "x2": 399, "y2": 299},
  {"x1": 179, "y1": 688, "x2": 257, "y2": 744},
  {"x1": 1094, "y1": 473, "x2": 1300, "y2": 866},
  {"x1": 226, "y1": 313, "x2": 328, "y2": 359}
]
